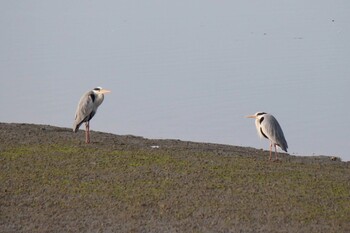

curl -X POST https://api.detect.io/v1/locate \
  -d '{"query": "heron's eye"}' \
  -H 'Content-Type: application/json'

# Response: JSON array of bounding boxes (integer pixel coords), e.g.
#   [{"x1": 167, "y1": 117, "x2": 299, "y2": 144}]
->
[
  {"x1": 93, "y1": 88, "x2": 100, "y2": 91},
  {"x1": 257, "y1": 112, "x2": 266, "y2": 116}
]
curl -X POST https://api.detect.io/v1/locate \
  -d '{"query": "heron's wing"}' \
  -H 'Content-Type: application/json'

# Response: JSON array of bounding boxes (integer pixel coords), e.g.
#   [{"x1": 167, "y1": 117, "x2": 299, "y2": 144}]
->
[
  {"x1": 73, "y1": 91, "x2": 94, "y2": 132},
  {"x1": 261, "y1": 114, "x2": 288, "y2": 152}
]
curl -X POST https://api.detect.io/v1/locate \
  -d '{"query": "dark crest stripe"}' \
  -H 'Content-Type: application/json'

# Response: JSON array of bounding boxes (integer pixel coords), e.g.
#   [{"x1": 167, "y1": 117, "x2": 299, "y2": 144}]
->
[
  {"x1": 90, "y1": 93, "x2": 96, "y2": 102},
  {"x1": 259, "y1": 116, "x2": 264, "y2": 124}
]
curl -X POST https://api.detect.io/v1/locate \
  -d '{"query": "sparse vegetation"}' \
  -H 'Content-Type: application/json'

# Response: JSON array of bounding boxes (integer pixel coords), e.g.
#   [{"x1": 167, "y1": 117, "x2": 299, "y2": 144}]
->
[{"x1": 1, "y1": 123, "x2": 349, "y2": 232}]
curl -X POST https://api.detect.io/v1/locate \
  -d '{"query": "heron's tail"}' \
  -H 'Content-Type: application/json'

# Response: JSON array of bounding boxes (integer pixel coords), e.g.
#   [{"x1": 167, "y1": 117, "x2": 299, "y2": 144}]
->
[
  {"x1": 280, "y1": 142, "x2": 288, "y2": 153},
  {"x1": 73, "y1": 121, "x2": 83, "y2": 133},
  {"x1": 73, "y1": 125, "x2": 78, "y2": 133}
]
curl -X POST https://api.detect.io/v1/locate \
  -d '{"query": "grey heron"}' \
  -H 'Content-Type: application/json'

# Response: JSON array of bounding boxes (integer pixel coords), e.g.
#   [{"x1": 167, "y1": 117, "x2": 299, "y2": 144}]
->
[
  {"x1": 73, "y1": 87, "x2": 111, "y2": 143},
  {"x1": 246, "y1": 112, "x2": 288, "y2": 161}
]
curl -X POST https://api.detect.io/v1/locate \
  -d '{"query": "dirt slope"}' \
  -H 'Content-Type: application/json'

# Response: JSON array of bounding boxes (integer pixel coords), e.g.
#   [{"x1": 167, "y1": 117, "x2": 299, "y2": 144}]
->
[{"x1": 1, "y1": 123, "x2": 349, "y2": 232}]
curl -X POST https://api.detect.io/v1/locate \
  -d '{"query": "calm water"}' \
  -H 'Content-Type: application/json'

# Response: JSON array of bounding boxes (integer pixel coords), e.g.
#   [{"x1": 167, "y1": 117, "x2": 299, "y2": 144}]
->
[{"x1": 1, "y1": 1, "x2": 349, "y2": 161}]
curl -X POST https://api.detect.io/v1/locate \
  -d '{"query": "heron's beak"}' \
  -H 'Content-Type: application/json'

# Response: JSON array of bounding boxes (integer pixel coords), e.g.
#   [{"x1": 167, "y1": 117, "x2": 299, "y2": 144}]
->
[
  {"x1": 100, "y1": 89, "x2": 111, "y2": 94},
  {"x1": 246, "y1": 115, "x2": 257, "y2": 119}
]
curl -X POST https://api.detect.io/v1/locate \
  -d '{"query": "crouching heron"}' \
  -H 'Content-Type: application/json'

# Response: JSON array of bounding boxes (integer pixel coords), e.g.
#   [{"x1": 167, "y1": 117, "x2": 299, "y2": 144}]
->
[
  {"x1": 73, "y1": 87, "x2": 111, "y2": 143},
  {"x1": 246, "y1": 112, "x2": 288, "y2": 161}
]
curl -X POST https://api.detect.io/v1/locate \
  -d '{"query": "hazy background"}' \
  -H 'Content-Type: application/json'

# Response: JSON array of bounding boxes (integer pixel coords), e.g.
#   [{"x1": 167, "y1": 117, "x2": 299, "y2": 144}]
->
[{"x1": 1, "y1": 1, "x2": 349, "y2": 161}]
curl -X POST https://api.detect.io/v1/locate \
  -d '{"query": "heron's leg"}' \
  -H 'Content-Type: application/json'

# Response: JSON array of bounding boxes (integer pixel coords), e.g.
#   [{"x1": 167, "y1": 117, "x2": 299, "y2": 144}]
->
[
  {"x1": 85, "y1": 122, "x2": 90, "y2": 144},
  {"x1": 274, "y1": 145, "x2": 278, "y2": 161},
  {"x1": 85, "y1": 122, "x2": 88, "y2": 143},
  {"x1": 269, "y1": 143, "x2": 272, "y2": 160},
  {"x1": 87, "y1": 122, "x2": 90, "y2": 143}
]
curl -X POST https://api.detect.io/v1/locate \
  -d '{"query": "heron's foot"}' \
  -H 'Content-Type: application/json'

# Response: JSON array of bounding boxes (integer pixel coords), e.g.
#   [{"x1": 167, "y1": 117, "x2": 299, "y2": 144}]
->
[{"x1": 273, "y1": 158, "x2": 281, "y2": 162}]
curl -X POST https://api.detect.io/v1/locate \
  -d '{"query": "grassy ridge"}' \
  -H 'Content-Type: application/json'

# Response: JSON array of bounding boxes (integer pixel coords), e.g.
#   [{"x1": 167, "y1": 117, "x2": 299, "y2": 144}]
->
[{"x1": 1, "y1": 124, "x2": 350, "y2": 232}]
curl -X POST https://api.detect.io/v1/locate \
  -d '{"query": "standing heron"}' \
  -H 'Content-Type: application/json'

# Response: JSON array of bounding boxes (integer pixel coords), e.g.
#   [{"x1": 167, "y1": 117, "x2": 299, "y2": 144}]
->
[
  {"x1": 246, "y1": 112, "x2": 288, "y2": 161},
  {"x1": 73, "y1": 87, "x2": 111, "y2": 143}
]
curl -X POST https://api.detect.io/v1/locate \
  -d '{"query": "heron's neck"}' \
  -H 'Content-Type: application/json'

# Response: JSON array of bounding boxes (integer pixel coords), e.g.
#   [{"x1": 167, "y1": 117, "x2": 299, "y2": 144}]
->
[
  {"x1": 255, "y1": 119, "x2": 263, "y2": 138},
  {"x1": 95, "y1": 94, "x2": 104, "y2": 107}
]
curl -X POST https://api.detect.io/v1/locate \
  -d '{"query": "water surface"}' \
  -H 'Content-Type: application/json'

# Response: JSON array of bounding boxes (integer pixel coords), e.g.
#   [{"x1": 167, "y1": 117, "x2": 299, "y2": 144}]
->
[{"x1": 1, "y1": 1, "x2": 349, "y2": 160}]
